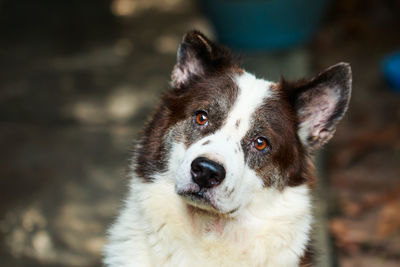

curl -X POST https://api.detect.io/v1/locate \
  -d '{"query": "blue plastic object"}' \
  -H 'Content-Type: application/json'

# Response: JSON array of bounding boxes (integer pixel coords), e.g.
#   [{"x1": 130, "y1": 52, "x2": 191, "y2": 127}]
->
[
  {"x1": 201, "y1": 0, "x2": 331, "y2": 51},
  {"x1": 382, "y1": 51, "x2": 400, "y2": 92}
]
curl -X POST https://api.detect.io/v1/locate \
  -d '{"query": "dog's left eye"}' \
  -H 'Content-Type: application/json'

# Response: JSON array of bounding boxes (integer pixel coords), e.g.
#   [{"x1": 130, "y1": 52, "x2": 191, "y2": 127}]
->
[
  {"x1": 195, "y1": 111, "x2": 208, "y2": 126},
  {"x1": 252, "y1": 137, "x2": 269, "y2": 151}
]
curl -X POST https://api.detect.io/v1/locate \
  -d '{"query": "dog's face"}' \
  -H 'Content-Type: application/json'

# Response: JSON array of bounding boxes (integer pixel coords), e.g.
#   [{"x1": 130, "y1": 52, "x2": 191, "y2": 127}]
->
[{"x1": 135, "y1": 31, "x2": 351, "y2": 215}]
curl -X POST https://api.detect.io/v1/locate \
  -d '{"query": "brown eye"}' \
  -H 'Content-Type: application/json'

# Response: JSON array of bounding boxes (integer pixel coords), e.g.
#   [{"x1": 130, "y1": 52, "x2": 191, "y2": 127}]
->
[
  {"x1": 195, "y1": 111, "x2": 208, "y2": 126},
  {"x1": 253, "y1": 137, "x2": 269, "y2": 151}
]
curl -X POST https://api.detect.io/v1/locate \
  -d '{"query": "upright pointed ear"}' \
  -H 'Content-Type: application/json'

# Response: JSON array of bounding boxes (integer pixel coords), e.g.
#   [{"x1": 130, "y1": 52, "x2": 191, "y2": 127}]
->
[
  {"x1": 171, "y1": 30, "x2": 238, "y2": 88},
  {"x1": 284, "y1": 63, "x2": 352, "y2": 151}
]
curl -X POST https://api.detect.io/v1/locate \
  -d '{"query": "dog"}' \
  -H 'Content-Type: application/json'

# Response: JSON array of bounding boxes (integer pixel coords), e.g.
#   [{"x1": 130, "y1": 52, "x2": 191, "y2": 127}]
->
[{"x1": 103, "y1": 30, "x2": 352, "y2": 267}]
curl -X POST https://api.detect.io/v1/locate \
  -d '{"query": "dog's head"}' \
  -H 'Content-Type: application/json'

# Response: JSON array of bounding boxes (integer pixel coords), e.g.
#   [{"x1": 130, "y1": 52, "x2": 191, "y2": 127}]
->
[{"x1": 135, "y1": 31, "x2": 351, "y2": 215}]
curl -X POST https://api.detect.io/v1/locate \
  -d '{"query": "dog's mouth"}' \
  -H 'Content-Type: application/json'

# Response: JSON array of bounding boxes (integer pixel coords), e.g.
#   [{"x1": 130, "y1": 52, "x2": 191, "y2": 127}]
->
[
  {"x1": 177, "y1": 188, "x2": 219, "y2": 212},
  {"x1": 182, "y1": 191, "x2": 211, "y2": 205},
  {"x1": 177, "y1": 188, "x2": 239, "y2": 215}
]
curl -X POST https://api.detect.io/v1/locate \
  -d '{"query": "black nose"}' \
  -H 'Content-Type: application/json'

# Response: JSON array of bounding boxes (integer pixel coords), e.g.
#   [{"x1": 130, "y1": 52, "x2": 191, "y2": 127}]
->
[{"x1": 191, "y1": 157, "x2": 226, "y2": 188}]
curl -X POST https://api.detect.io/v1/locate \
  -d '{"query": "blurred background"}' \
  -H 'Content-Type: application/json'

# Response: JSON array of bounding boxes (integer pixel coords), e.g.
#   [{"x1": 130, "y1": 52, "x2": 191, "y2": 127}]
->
[{"x1": 0, "y1": 0, "x2": 399, "y2": 266}]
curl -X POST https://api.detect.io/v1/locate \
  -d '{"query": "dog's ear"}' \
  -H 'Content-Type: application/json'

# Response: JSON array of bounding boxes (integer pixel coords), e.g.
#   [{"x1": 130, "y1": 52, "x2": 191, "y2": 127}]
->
[
  {"x1": 171, "y1": 30, "x2": 237, "y2": 88},
  {"x1": 284, "y1": 63, "x2": 352, "y2": 151}
]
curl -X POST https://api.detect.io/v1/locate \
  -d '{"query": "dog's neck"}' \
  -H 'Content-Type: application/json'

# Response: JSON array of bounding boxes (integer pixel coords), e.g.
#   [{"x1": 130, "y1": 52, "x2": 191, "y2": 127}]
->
[{"x1": 185, "y1": 205, "x2": 229, "y2": 236}]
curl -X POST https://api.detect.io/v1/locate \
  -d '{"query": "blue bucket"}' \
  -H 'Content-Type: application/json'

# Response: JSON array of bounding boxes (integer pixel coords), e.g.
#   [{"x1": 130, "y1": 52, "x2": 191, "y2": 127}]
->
[
  {"x1": 382, "y1": 51, "x2": 400, "y2": 92},
  {"x1": 201, "y1": 0, "x2": 331, "y2": 51}
]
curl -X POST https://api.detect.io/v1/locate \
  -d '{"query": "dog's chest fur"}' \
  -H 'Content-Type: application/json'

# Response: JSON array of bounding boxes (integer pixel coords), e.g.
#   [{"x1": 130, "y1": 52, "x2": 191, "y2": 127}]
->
[{"x1": 106, "y1": 179, "x2": 311, "y2": 267}]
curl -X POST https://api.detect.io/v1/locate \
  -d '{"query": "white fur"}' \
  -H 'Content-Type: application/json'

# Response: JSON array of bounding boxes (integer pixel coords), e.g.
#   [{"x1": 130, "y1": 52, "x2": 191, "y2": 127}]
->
[
  {"x1": 227, "y1": 72, "x2": 274, "y2": 138},
  {"x1": 104, "y1": 176, "x2": 311, "y2": 266},
  {"x1": 104, "y1": 71, "x2": 312, "y2": 267}
]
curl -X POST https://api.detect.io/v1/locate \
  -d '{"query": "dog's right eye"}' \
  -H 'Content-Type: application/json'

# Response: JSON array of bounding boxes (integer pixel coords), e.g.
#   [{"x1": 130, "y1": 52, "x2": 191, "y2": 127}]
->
[
  {"x1": 195, "y1": 111, "x2": 208, "y2": 126},
  {"x1": 252, "y1": 137, "x2": 270, "y2": 152}
]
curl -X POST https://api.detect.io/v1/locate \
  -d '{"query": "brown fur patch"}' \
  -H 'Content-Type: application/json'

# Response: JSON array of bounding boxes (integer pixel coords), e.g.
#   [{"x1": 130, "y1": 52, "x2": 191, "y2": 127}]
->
[
  {"x1": 172, "y1": 30, "x2": 242, "y2": 89},
  {"x1": 235, "y1": 119, "x2": 241, "y2": 128},
  {"x1": 300, "y1": 242, "x2": 314, "y2": 267},
  {"x1": 241, "y1": 89, "x2": 315, "y2": 188},
  {"x1": 135, "y1": 70, "x2": 240, "y2": 181},
  {"x1": 202, "y1": 140, "x2": 211, "y2": 146},
  {"x1": 135, "y1": 30, "x2": 243, "y2": 181}
]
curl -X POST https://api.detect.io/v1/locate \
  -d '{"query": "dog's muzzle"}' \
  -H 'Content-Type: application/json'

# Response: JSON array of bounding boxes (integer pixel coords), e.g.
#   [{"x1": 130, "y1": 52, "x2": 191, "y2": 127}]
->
[{"x1": 176, "y1": 157, "x2": 226, "y2": 212}]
